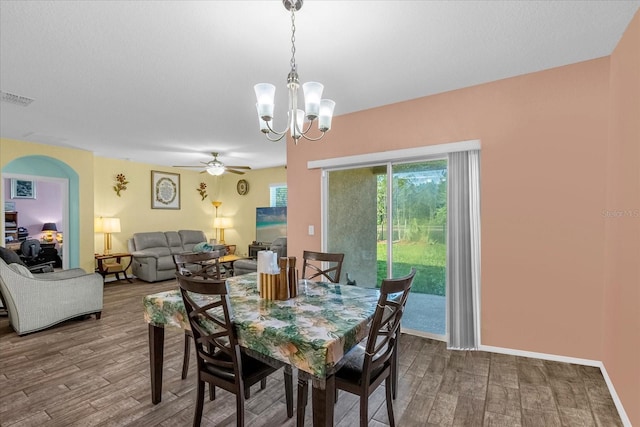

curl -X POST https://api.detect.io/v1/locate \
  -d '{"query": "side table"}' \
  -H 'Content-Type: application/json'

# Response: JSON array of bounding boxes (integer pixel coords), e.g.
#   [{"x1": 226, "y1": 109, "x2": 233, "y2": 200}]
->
[
  {"x1": 219, "y1": 254, "x2": 247, "y2": 277},
  {"x1": 95, "y1": 253, "x2": 133, "y2": 283}
]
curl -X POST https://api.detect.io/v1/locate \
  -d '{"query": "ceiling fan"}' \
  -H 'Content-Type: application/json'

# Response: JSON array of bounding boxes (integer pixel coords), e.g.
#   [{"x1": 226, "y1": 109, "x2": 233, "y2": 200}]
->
[{"x1": 173, "y1": 152, "x2": 251, "y2": 176}]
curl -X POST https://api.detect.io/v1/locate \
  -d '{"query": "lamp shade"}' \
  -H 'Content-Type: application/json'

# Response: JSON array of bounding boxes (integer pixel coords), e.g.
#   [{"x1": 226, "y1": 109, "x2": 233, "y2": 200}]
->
[
  {"x1": 213, "y1": 217, "x2": 232, "y2": 229},
  {"x1": 42, "y1": 222, "x2": 57, "y2": 232},
  {"x1": 102, "y1": 217, "x2": 121, "y2": 233}
]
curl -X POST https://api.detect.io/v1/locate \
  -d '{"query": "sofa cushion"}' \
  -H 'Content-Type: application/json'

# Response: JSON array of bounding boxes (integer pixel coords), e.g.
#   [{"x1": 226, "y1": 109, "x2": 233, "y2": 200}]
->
[
  {"x1": 165, "y1": 232, "x2": 184, "y2": 254},
  {"x1": 157, "y1": 255, "x2": 177, "y2": 271},
  {"x1": 179, "y1": 230, "x2": 207, "y2": 252},
  {"x1": 133, "y1": 232, "x2": 168, "y2": 251}
]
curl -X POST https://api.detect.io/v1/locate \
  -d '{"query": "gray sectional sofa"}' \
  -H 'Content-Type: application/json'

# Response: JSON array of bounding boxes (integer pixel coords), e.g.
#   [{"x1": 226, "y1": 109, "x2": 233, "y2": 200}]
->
[{"x1": 127, "y1": 230, "x2": 221, "y2": 282}]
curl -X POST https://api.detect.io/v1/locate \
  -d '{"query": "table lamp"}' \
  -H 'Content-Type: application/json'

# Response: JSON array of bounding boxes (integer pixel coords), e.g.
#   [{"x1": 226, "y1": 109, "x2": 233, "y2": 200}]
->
[
  {"x1": 213, "y1": 217, "x2": 231, "y2": 245},
  {"x1": 102, "y1": 217, "x2": 121, "y2": 254},
  {"x1": 41, "y1": 222, "x2": 57, "y2": 242}
]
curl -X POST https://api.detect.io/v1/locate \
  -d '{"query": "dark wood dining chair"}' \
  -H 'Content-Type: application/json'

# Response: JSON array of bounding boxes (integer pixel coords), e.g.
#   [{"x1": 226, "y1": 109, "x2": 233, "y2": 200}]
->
[
  {"x1": 297, "y1": 268, "x2": 416, "y2": 427},
  {"x1": 301, "y1": 250, "x2": 345, "y2": 283},
  {"x1": 173, "y1": 251, "x2": 222, "y2": 380},
  {"x1": 176, "y1": 272, "x2": 293, "y2": 427}
]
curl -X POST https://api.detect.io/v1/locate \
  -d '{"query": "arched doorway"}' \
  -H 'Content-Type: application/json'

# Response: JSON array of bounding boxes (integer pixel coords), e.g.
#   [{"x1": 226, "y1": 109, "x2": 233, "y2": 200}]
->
[{"x1": 2, "y1": 155, "x2": 80, "y2": 268}]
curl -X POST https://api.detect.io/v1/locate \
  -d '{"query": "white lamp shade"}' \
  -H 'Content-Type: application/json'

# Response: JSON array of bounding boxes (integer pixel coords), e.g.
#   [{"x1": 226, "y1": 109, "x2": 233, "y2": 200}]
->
[
  {"x1": 102, "y1": 217, "x2": 121, "y2": 233},
  {"x1": 254, "y1": 83, "x2": 276, "y2": 120},
  {"x1": 319, "y1": 99, "x2": 336, "y2": 131},
  {"x1": 302, "y1": 81, "x2": 323, "y2": 119},
  {"x1": 213, "y1": 217, "x2": 232, "y2": 229}
]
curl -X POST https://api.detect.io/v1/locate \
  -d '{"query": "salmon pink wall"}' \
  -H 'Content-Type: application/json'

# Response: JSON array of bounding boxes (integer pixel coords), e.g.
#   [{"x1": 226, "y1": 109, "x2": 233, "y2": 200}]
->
[
  {"x1": 604, "y1": 11, "x2": 640, "y2": 425},
  {"x1": 288, "y1": 57, "x2": 610, "y2": 361}
]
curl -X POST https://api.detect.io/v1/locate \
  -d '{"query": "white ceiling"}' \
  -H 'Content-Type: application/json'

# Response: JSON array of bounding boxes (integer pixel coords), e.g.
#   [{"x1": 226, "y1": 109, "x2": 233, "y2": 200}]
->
[{"x1": 1, "y1": 1, "x2": 638, "y2": 171}]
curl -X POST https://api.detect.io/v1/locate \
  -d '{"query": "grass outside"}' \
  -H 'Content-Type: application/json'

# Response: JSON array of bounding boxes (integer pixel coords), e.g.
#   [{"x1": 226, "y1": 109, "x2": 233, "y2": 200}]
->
[{"x1": 377, "y1": 241, "x2": 445, "y2": 296}]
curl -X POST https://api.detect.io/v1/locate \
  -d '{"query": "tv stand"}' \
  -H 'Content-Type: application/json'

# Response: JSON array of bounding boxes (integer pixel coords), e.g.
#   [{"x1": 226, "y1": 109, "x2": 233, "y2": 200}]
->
[{"x1": 248, "y1": 243, "x2": 269, "y2": 259}]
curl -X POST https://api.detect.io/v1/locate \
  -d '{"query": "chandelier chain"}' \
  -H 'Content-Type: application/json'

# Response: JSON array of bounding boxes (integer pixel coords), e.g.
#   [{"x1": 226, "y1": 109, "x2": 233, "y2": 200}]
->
[{"x1": 290, "y1": 6, "x2": 297, "y2": 72}]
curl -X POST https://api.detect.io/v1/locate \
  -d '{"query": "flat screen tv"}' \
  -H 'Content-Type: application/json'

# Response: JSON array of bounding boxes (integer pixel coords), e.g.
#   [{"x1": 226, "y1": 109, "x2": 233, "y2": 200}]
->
[{"x1": 256, "y1": 206, "x2": 287, "y2": 245}]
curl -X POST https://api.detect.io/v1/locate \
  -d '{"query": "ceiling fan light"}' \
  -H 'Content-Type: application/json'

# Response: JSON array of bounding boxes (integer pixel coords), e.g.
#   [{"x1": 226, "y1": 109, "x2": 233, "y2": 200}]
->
[{"x1": 207, "y1": 165, "x2": 225, "y2": 176}]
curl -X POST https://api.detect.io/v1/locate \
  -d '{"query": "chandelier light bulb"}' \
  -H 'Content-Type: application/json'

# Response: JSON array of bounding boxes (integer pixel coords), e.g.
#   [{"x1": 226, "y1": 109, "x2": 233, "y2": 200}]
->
[
  {"x1": 302, "y1": 82, "x2": 323, "y2": 119},
  {"x1": 254, "y1": 84, "x2": 276, "y2": 121},
  {"x1": 319, "y1": 99, "x2": 336, "y2": 131}
]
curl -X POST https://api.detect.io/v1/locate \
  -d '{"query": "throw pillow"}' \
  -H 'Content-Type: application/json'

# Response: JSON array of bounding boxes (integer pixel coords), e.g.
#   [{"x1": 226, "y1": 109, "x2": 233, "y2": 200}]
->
[{"x1": 192, "y1": 242, "x2": 213, "y2": 253}]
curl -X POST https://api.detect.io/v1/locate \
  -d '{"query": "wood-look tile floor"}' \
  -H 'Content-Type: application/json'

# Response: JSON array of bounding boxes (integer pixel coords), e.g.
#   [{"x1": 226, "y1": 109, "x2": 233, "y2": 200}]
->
[{"x1": 0, "y1": 279, "x2": 623, "y2": 426}]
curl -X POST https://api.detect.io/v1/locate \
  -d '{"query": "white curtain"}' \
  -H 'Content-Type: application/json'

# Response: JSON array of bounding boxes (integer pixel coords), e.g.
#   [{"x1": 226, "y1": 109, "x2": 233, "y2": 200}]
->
[{"x1": 447, "y1": 150, "x2": 481, "y2": 350}]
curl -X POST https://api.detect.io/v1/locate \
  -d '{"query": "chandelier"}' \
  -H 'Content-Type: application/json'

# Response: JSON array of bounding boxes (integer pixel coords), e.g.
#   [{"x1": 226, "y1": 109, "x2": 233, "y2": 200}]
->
[{"x1": 254, "y1": 0, "x2": 335, "y2": 143}]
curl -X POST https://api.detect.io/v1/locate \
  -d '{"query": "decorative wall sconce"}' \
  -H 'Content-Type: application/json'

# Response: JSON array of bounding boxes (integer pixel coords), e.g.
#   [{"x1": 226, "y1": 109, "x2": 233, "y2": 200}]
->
[
  {"x1": 114, "y1": 173, "x2": 129, "y2": 197},
  {"x1": 197, "y1": 182, "x2": 208, "y2": 200}
]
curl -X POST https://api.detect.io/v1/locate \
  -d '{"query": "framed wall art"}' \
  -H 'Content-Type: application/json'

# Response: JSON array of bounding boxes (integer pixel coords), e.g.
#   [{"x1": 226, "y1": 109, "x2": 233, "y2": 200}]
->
[
  {"x1": 11, "y1": 179, "x2": 37, "y2": 199},
  {"x1": 151, "y1": 171, "x2": 180, "y2": 209}
]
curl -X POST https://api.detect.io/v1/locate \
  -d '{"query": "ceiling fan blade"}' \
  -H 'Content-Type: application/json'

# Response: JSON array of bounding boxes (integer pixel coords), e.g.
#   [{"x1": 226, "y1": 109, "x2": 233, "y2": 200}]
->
[
  {"x1": 226, "y1": 165, "x2": 251, "y2": 170},
  {"x1": 226, "y1": 169, "x2": 245, "y2": 175},
  {"x1": 173, "y1": 165, "x2": 204, "y2": 168}
]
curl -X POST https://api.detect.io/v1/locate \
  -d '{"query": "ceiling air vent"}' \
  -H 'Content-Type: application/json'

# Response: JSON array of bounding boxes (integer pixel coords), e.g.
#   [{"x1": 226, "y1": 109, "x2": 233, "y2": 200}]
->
[{"x1": 1, "y1": 91, "x2": 35, "y2": 107}]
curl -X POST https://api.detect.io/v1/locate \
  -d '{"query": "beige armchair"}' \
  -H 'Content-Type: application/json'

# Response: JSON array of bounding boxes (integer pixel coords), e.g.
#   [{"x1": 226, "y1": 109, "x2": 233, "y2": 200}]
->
[{"x1": 0, "y1": 258, "x2": 103, "y2": 335}]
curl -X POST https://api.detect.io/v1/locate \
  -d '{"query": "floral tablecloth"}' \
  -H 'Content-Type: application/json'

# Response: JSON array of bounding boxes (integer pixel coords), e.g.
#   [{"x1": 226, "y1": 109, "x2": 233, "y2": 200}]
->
[{"x1": 143, "y1": 273, "x2": 380, "y2": 378}]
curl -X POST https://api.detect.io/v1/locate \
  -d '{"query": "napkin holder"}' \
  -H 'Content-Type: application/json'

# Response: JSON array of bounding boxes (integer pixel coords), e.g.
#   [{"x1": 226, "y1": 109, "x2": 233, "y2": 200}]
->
[{"x1": 259, "y1": 256, "x2": 298, "y2": 300}]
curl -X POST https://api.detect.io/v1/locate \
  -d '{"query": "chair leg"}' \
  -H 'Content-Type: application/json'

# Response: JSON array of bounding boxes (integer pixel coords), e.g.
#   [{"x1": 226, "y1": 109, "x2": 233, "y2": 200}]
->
[
  {"x1": 296, "y1": 377, "x2": 308, "y2": 427},
  {"x1": 245, "y1": 384, "x2": 251, "y2": 399},
  {"x1": 392, "y1": 331, "x2": 399, "y2": 399},
  {"x1": 209, "y1": 384, "x2": 215, "y2": 401},
  {"x1": 360, "y1": 394, "x2": 369, "y2": 427},
  {"x1": 284, "y1": 368, "x2": 294, "y2": 418},
  {"x1": 385, "y1": 376, "x2": 395, "y2": 427},
  {"x1": 237, "y1": 389, "x2": 246, "y2": 427},
  {"x1": 260, "y1": 377, "x2": 267, "y2": 390},
  {"x1": 193, "y1": 379, "x2": 205, "y2": 427},
  {"x1": 182, "y1": 332, "x2": 191, "y2": 380}
]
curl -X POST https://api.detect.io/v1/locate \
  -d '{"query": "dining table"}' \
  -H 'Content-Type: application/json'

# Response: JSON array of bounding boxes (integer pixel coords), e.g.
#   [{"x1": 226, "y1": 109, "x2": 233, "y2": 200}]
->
[{"x1": 143, "y1": 272, "x2": 382, "y2": 427}]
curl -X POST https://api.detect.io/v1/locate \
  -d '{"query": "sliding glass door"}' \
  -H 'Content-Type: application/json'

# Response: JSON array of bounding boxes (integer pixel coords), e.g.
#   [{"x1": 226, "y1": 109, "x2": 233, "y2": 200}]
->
[{"x1": 325, "y1": 159, "x2": 447, "y2": 338}]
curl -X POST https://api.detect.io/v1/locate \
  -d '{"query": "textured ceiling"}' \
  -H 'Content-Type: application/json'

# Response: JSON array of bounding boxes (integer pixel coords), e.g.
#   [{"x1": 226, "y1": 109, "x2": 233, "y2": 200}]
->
[{"x1": 1, "y1": 1, "x2": 638, "y2": 170}]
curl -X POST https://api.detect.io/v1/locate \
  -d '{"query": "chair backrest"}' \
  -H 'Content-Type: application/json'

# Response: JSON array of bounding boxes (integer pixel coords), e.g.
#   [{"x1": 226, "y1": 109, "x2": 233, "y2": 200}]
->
[
  {"x1": 302, "y1": 250, "x2": 345, "y2": 283},
  {"x1": 20, "y1": 239, "x2": 41, "y2": 261},
  {"x1": 176, "y1": 272, "x2": 243, "y2": 387},
  {"x1": 173, "y1": 250, "x2": 222, "y2": 279},
  {"x1": 363, "y1": 268, "x2": 416, "y2": 380}
]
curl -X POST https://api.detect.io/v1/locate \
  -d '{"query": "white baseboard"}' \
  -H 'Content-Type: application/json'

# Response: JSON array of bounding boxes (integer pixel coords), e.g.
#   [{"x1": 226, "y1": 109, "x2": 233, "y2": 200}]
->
[
  {"x1": 479, "y1": 344, "x2": 631, "y2": 427},
  {"x1": 402, "y1": 327, "x2": 446, "y2": 342}
]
